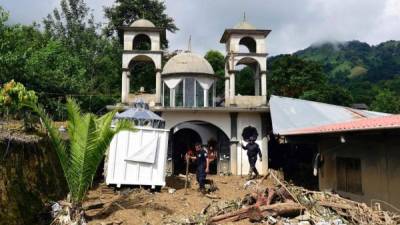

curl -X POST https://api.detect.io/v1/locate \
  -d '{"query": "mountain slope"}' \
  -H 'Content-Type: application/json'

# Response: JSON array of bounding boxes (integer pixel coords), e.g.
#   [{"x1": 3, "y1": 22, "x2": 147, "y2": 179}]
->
[{"x1": 295, "y1": 40, "x2": 400, "y2": 83}]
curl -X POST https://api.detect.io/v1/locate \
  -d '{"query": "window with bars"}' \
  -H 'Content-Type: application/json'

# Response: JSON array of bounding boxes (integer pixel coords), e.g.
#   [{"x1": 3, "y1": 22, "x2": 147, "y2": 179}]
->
[{"x1": 336, "y1": 157, "x2": 362, "y2": 194}]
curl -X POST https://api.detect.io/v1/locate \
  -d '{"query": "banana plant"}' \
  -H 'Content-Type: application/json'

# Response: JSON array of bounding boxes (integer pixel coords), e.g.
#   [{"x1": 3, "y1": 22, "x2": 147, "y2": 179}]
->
[{"x1": 28, "y1": 98, "x2": 134, "y2": 205}]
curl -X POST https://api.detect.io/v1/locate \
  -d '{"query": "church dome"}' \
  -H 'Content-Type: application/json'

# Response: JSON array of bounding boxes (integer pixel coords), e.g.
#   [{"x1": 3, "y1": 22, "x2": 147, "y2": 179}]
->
[
  {"x1": 130, "y1": 19, "x2": 156, "y2": 28},
  {"x1": 162, "y1": 52, "x2": 215, "y2": 76},
  {"x1": 234, "y1": 21, "x2": 256, "y2": 30}
]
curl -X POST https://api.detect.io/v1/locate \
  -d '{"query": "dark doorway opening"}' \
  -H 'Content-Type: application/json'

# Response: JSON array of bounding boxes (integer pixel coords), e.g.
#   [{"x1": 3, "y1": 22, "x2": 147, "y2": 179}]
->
[
  {"x1": 168, "y1": 121, "x2": 231, "y2": 176},
  {"x1": 268, "y1": 135, "x2": 319, "y2": 190},
  {"x1": 172, "y1": 128, "x2": 202, "y2": 175}
]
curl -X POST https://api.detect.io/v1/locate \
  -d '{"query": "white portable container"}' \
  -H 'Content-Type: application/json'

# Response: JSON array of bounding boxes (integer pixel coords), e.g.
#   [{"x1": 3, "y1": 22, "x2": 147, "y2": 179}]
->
[{"x1": 106, "y1": 127, "x2": 169, "y2": 187}]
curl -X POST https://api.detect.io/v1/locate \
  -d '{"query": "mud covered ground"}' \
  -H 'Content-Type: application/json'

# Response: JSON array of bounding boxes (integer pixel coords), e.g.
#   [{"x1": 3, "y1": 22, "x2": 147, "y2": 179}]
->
[{"x1": 85, "y1": 175, "x2": 274, "y2": 225}]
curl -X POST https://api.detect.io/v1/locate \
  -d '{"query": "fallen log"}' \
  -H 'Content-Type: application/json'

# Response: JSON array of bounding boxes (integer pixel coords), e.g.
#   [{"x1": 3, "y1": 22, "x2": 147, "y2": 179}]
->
[{"x1": 208, "y1": 202, "x2": 304, "y2": 224}]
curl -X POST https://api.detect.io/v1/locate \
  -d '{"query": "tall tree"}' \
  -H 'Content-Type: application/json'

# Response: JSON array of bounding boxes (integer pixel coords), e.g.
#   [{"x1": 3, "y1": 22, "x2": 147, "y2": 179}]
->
[
  {"x1": 268, "y1": 55, "x2": 327, "y2": 98},
  {"x1": 370, "y1": 89, "x2": 400, "y2": 113},
  {"x1": 205, "y1": 50, "x2": 225, "y2": 96},
  {"x1": 104, "y1": 0, "x2": 178, "y2": 48},
  {"x1": 43, "y1": 0, "x2": 121, "y2": 115}
]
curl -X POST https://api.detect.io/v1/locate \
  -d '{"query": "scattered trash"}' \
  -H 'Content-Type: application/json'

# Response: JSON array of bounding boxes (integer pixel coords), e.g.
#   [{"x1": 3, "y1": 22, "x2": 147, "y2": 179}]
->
[
  {"x1": 243, "y1": 180, "x2": 257, "y2": 189},
  {"x1": 168, "y1": 188, "x2": 176, "y2": 194},
  {"x1": 166, "y1": 170, "x2": 400, "y2": 225}
]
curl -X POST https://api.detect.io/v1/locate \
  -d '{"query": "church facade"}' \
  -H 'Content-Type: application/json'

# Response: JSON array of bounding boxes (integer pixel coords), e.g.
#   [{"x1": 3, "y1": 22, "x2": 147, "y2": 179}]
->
[{"x1": 119, "y1": 18, "x2": 271, "y2": 176}]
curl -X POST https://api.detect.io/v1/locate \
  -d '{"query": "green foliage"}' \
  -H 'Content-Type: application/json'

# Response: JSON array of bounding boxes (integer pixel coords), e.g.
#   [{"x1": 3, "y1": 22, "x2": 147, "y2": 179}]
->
[
  {"x1": 295, "y1": 40, "x2": 400, "y2": 108},
  {"x1": 0, "y1": 80, "x2": 38, "y2": 116},
  {"x1": 268, "y1": 55, "x2": 327, "y2": 98},
  {"x1": 104, "y1": 0, "x2": 178, "y2": 47},
  {"x1": 370, "y1": 89, "x2": 400, "y2": 113},
  {"x1": 0, "y1": 80, "x2": 39, "y2": 130},
  {"x1": 28, "y1": 98, "x2": 135, "y2": 204},
  {"x1": 236, "y1": 67, "x2": 255, "y2": 95},
  {"x1": 0, "y1": 6, "x2": 8, "y2": 28},
  {"x1": 204, "y1": 50, "x2": 225, "y2": 96}
]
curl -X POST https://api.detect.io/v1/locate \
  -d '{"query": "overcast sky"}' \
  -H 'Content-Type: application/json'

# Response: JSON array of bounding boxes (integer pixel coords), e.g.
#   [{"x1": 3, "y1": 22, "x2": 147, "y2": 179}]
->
[{"x1": 2, "y1": 0, "x2": 400, "y2": 55}]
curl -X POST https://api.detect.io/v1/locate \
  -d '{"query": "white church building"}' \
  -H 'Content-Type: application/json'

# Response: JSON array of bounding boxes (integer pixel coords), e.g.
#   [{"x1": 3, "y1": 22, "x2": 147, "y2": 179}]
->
[{"x1": 118, "y1": 18, "x2": 271, "y2": 176}]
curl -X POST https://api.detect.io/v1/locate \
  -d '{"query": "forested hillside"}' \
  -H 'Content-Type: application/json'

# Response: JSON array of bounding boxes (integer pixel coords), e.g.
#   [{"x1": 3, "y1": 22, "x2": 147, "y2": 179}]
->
[
  {"x1": 1, "y1": 0, "x2": 399, "y2": 115},
  {"x1": 292, "y1": 40, "x2": 400, "y2": 111}
]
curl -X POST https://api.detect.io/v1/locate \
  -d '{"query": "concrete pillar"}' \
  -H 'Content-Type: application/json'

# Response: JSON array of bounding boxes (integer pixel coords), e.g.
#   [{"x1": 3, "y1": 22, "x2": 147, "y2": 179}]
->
[
  {"x1": 255, "y1": 66, "x2": 260, "y2": 96},
  {"x1": 230, "y1": 112, "x2": 238, "y2": 175},
  {"x1": 170, "y1": 88, "x2": 175, "y2": 107},
  {"x1": 203, "y1": 89, "x2": 208, "y2": 107},
  {"x1": 121, "y1": 70, "x2": 128, "y2": 103},
  {"x1": 261, "y1": 71, "x2": 267, "y2": 105},
  {"x1": 229, "y1": 73, "x2": 236, "y2": 106},
  {"x1": 155, "y1": 70, "x2": 162, "y2": 106},
  {"x1": 224, "y1": 77, "x2": 230, "y2": 105},
  {"x1": 126, "y1": 71, "x2": 131, "y2": 95},
  {"x1": 260, "y1": 113, "x2": 269, "y2": 173}
]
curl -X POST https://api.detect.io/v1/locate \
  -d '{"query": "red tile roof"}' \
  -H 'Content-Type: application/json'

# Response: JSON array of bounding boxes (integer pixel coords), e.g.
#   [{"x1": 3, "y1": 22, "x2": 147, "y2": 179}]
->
[{"x1": 284, "y1": 114, "x2": 400, "y2": 135}]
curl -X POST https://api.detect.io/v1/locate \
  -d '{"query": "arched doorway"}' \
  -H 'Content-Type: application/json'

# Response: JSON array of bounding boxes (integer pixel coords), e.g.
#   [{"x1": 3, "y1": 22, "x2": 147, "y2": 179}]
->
[
  {"x1": 172, "y1": 128, "x2": 202, "y2": 175},
  {"x1": 168, "y1": 120, "x2": 231, "y2": 175}
]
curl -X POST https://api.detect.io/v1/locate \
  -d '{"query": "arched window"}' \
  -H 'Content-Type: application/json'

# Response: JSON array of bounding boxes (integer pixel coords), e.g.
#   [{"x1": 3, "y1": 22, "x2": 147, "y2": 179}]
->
[
  {"x1": 235, "y1": 57, "x2": 260, "y2": 96},
  {"x1": 128, "y1": 55, "x2": 156, "y2": 93},
  {"x1": 133, "y1": 34, "x2": 152, "y2": 50},
  {"x1": 239, "y1": 36, "x2": 257, "y2": 53}
]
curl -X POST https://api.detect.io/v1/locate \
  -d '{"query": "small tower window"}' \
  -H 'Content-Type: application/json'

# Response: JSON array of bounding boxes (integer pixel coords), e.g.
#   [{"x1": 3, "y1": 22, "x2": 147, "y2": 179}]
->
[
  {"x1": 239, "y1": 36, "x2": 257, "y2": 53},
  {"x1": 133, "y1": 34, "x2": 152, "y2": 51}
]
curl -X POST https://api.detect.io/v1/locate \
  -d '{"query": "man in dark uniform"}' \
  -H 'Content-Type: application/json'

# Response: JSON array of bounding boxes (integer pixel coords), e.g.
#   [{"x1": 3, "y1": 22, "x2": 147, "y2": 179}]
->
[
  {"x1": 189, "y1": 142, "x2": 209, "y2": 194},
  {"x1": 241, "y1": 136, "x2": 262, "y2": 179}
]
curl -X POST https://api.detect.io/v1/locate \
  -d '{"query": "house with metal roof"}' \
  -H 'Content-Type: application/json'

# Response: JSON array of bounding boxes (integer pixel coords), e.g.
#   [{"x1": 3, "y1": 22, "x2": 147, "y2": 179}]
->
[{"x1": 269, "y1": 95, "x2": 400, "y2": 211}]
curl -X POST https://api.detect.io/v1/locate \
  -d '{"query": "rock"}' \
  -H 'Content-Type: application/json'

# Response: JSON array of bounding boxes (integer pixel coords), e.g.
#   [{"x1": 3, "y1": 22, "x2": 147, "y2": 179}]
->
[
  {"x1": 113, "y1": 220, "x2": 123, "y2": 225},
  {"x1": 267, "y1": 216, "x2": 277, "y2": 224},
  {"x1": 100, "y1": 222, "x2": 113, "y2": 225},
  {"x1": 315, "y1": 222, "x2": 330, "y2": 225},
  {"x1": 294, "y1": 212, "x2": 311, "y2": 221},
  {"x1": 298, "y1": 221, "x2": 311, "y2": 225},
  {"x1": 168, "y1": 188, "x2": 176, "y2": 194}
]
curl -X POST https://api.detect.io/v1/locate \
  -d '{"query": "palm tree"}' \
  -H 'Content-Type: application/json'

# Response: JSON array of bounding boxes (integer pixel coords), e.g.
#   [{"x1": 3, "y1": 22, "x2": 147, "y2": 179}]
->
[{"x1": 29, "y1": 98, "x2": 134, "y2": 222}]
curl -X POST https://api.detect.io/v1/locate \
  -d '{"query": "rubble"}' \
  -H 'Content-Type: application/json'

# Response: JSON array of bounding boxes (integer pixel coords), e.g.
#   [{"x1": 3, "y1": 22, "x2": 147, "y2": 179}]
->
[{"x1": 166, "y1": 170, "x2": 400, "y2": 225}]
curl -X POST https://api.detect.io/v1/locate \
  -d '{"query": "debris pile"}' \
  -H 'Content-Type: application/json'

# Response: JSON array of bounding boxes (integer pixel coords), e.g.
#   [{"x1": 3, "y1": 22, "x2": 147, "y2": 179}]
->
[{"x1": 166, "y1": 171, "x2": 400, "y2": 225}]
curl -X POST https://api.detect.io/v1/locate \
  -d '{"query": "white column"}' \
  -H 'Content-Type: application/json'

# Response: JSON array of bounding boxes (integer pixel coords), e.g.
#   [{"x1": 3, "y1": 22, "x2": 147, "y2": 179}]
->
[
  {"x1": 126, "y1": 71, "x2": 131, "y2": 95},
  {"x1": 121, "y1": 71, "x2": 128, "y2": 103},
  {"x1": 261, "y1": 72, "x2": 267, "y2": 105},
  {"x1": 225, "y1": 77, "x2": 230, "y2": 105},
  {"x1": 255, "y1": 66, "x2": 260, "y2": 96},
  {"x1": 155, "y1": 70, "x2": 162, "y2": 106},
  {"x1": 170, "y1": 88, "x2": 175, "y2": 107},
  {"x1": 229, "y1": 73, "x2": 235, "y2": 106},
  {"x1": 203, "y1": 89, "x2": 208, "y2": 107}
]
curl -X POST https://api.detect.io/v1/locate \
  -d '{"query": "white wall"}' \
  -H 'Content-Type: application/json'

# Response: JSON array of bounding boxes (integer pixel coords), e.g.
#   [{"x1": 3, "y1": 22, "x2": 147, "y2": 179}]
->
[
  {"x1": 162, "y1": 111, "x2": 231, "y2": 138},
  {"x1": 236, "y1": 112, "x2": 264, "y2": 175},
  {"x1": 124, "y1": 31, "x2": 160, "y2": 51},
  {"x1": 174, "y1": 122, "x2": 218, "y2": 145}
]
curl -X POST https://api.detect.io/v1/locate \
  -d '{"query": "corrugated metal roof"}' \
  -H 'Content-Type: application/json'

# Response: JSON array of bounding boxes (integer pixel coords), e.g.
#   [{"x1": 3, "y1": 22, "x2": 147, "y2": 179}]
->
[
  {"x1": 284, "y1": 114, "x2": 400, "y2": 135},
  {"x1": 270, "y1": 95, "x2": 389, "y2": 135}
]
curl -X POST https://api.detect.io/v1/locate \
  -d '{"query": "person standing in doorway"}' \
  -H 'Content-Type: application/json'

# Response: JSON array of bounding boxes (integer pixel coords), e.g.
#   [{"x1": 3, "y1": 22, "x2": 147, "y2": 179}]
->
[
  {"x1": 189, "y1": 143, "x2": 209, "y2": 194},
  {"x1": 241, "y1": 136, "x2": 262, "y2": 179}
]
